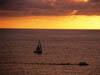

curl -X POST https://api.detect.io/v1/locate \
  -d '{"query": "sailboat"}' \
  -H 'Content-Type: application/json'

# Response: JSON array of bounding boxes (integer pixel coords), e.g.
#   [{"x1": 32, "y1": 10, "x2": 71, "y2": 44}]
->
[{"x1": 34, "y1": 40, "x2": 42, "y2": 55}]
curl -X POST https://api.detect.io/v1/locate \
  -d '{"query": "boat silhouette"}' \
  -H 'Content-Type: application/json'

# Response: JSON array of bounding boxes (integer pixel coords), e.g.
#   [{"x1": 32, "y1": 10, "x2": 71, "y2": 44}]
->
[{"x1": 34, "y1": 40, "x2": 42, "y2": 55}]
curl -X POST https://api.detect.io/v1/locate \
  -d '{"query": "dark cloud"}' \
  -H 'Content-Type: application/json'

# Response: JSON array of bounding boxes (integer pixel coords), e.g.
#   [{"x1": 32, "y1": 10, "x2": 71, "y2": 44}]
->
[
  {"x1": 0, "y1": 0, "x2": 100, "y2": 16},
  {"x1": 90, "y1": 0, "x2": 100, "y2": 2}
]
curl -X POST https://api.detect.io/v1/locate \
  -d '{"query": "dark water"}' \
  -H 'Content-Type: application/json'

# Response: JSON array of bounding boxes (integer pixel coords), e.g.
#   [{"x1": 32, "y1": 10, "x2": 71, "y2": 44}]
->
[{"x1": 0, "y1": 29, "x2": 100, "y2": 75}]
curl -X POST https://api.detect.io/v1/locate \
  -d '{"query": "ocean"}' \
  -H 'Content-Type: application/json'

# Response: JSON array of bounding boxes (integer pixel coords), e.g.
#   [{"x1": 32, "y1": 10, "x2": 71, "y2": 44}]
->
[{"x1": 0, "y1": 29, "x2": 100, "y2": 75}]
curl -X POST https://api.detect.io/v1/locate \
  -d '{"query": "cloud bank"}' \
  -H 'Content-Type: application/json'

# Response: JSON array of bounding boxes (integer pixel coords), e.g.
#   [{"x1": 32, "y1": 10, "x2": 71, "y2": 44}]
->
[{"x1": 0, "y1": 0, "x2": 100, "y2": 16}]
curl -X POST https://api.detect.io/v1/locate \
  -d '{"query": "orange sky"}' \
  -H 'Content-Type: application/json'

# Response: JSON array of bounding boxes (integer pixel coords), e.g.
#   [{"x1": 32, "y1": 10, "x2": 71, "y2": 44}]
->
[{"x1": 0, "y1": 15, "x2": 100, "y2": 29}]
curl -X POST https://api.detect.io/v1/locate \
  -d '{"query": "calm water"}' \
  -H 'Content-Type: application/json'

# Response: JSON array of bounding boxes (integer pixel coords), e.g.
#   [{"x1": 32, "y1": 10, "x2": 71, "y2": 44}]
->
[{"x1": 0, "y1": 29, "x2": 100, "y2": 75}]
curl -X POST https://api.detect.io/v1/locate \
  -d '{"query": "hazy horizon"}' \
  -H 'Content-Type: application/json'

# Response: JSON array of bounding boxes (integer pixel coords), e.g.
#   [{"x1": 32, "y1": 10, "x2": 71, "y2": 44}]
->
[{"x1": 0, "y1": 15, "x2": 100, "y2": 29}]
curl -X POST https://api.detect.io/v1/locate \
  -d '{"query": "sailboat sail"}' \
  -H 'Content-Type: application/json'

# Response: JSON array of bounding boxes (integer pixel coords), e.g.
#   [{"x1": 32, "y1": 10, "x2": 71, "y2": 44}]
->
[{"x1": 34, "y1": 40, "x2": 42, "y2": 54}]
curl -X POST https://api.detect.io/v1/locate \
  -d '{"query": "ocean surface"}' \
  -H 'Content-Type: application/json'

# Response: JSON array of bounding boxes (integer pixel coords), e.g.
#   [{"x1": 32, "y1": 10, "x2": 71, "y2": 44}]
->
[{"x1": 0, "y1": 29, "x2": 100, "y2": 75}]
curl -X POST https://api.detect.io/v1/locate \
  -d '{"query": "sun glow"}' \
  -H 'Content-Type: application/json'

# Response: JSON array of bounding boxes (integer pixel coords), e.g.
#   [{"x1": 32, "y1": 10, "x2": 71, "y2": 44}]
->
[
  {"x1": 0, "y1": 15, "x2": 100, "y2": 29},
  {"x1": 74, "y1": 0, "x2": 89, "y2": 3}
]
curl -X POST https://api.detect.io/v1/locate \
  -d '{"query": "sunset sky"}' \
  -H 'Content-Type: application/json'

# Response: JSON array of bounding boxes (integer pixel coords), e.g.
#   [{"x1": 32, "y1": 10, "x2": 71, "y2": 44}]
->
[{"x1": 0, "y1": 0, "x2": 100, "y2": 29}]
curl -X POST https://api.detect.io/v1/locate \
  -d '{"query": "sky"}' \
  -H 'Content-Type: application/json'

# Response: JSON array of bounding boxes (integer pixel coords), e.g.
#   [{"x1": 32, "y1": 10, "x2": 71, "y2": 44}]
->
[
  {"x1": 1, "y1": 15, "x2": 100, "y2": 29},
  {"x1": 0, "y1": 0, "x2": 100, "y2": 16},
  {"x1": 0, "y1": 0, "x2": 100, "y2": 29}
]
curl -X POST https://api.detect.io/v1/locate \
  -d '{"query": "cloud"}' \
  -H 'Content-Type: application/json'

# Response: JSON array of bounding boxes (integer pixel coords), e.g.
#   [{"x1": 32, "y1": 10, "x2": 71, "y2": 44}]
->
[
  {"x1": 0, "y1": 0, "x2": 100, "y2": 16},
  {"x1": 90, "y1": 0, "x2": 100, "y2": 3}
]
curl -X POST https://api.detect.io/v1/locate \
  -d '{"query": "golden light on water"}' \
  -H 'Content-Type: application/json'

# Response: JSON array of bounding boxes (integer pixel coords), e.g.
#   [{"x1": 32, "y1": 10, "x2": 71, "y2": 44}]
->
[{"x1": 0, "y1": 15, "x2": 100, "y2": 29}]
